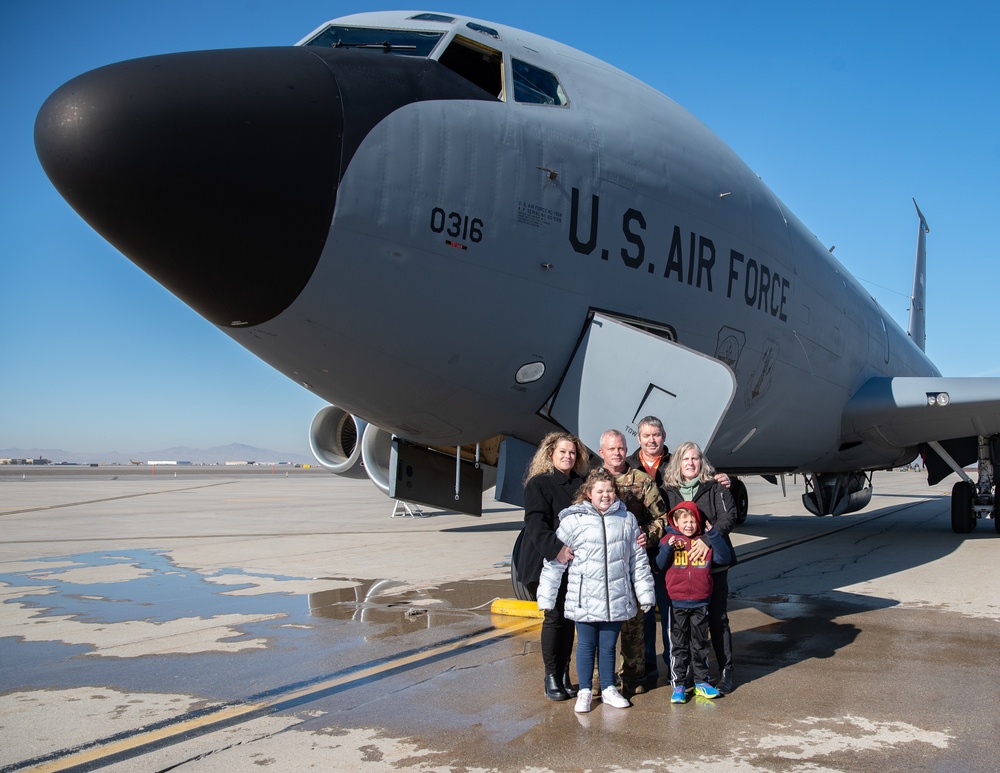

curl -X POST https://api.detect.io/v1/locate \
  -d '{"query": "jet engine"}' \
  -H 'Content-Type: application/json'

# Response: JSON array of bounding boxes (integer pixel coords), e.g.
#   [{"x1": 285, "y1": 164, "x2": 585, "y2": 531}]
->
[
  {"x1": 306, "y1": 406, "x2": 408, "y2": 494},
  {"x1": 310, "y1": 404, "x2": 500, "y2": 513},
  {"x1": 802, "y1": 471, "x2": 873, "y2": 516},
  {"x1": 308, "y1": 405, "x2": 407, "y2": 495},
  {"x1": 308, "y1": 404, "x2": 368, "y2": 478},
  {"x1": 360, "y1": 422, "x2": 394, "y2": 495}
]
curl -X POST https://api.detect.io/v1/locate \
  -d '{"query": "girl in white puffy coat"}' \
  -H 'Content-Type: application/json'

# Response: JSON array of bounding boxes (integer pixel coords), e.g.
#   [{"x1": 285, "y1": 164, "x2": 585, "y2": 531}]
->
[{"x1": 537, "y1": 468, "x2": 656, "y2": 712}]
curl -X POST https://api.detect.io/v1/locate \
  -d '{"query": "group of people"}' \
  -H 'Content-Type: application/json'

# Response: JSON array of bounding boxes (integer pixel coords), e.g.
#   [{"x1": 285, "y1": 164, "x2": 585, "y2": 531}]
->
[{"x1": 515, "y1": 416, "x2": 737, "y2": 713}]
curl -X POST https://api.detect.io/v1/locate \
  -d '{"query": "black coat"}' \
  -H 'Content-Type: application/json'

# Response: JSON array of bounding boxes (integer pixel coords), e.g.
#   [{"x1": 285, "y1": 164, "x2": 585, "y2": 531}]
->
[
  {"x1": 662, "y1": 479, "x2": 738, "y2": 568},
  {"x1": 516, "y1": 470, "x2": 584, "y2": 585}
]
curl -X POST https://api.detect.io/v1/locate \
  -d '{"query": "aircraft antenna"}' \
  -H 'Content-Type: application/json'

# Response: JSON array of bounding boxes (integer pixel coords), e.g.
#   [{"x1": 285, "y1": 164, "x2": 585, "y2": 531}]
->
[{"x1": 907, "y1": 198, "x2": 929, "y2": 352}]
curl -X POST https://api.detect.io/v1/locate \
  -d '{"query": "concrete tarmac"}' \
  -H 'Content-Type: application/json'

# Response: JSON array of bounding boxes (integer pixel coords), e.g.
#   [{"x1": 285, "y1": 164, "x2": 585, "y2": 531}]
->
[{"x1": 1, "y1": 466, "x2": 999, "y2": 772}]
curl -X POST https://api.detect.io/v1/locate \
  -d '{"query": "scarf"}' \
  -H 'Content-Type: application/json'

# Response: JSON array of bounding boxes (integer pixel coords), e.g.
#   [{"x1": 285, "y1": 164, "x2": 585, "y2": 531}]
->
[{"x1": 679, "y1": 479, "x2": 700, "y2": 501}]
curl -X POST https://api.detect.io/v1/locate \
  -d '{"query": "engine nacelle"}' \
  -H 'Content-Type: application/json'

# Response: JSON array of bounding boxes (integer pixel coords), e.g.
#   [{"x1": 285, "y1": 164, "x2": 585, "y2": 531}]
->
[
  {"x1": 361, "y1": 422, "x2": 394, "y2": 495},
  {"x1": 802, "y1": 471, "x2": 873, "y2": 516},
  {"x1": 311, "y1": 405, "x2": 500, "y2": 512},
  {"x1": 308, "y1": 405, "x2": 368, "y2": 477}
]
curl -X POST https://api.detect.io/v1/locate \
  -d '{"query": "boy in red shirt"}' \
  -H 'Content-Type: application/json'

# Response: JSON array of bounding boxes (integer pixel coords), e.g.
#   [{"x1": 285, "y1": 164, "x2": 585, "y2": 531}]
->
[{"x1": 655, "y1": 501, "x2": 733, "y2": 703}]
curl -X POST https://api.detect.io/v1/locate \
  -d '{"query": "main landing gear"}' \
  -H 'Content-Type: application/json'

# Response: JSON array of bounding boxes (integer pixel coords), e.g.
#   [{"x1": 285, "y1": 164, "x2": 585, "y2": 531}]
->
[{"x1": 931, "y1": 436, "x2": 1000, "y2": 535}]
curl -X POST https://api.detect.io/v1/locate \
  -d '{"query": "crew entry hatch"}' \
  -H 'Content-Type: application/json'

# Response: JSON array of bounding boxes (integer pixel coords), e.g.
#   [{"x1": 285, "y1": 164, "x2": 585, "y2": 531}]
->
[{"x1": 549, "y1": 313, "x2": 737, "y2": 454}]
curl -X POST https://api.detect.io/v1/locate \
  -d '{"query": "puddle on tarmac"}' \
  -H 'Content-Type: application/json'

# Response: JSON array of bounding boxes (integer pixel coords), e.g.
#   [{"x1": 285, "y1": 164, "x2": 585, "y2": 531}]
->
[
  {"x1": 307, "y1": 577, "x2": 513, "y2": 636},
  {"x1": 0, "y1": 550, "x2": 516, "y2": 653},
  {"x1": 0, "y1": 551, "x2": 521, "y2": 701}
]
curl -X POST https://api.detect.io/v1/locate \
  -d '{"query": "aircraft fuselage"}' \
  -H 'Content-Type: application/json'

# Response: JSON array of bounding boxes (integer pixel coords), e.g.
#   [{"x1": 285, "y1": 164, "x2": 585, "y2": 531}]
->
[
  {"x1": 224, "y1": 13, "x2": 939, "y2": 474},
  {"x1": 35, "y1": 11, "x2": 940, "y2": 478}
]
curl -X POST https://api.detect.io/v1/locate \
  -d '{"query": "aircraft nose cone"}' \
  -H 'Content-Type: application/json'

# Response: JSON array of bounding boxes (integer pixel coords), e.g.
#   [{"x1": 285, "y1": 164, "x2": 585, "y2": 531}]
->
[{"x1": 35, "y1": 48, "x2": 343, "y2": 328}]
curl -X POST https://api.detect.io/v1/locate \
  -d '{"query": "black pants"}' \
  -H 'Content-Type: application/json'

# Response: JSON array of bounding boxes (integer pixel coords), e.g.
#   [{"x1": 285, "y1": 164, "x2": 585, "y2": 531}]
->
[
  {"x1": 540, "y1": 571, "x2": 574, "y2": 675},
  {"x1": 709, "y1": 570, "x2": 732, "y2": 675},
  {"x1": 668, "y1": 605, "x2": 711, "y2": 685}
]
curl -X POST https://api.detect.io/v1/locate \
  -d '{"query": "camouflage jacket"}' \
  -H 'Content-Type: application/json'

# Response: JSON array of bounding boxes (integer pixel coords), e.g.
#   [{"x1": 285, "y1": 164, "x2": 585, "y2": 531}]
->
[{"x1": 611, "y1": 467, "x2": 669, "y2": 545}]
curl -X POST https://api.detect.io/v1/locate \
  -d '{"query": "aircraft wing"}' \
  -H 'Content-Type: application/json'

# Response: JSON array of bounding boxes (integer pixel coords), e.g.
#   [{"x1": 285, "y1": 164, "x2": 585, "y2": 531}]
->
[
  {"x1": 844, "y1": 377, "x2": 1000, "y2": 447},
  {"x1": 843, "y1": 377, "x2": 1000, "y2": 482}
]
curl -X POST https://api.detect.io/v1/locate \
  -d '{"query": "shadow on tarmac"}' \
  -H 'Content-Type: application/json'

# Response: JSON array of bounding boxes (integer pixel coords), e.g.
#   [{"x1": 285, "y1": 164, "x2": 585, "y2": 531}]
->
[{"x1": 716, "y1": 496, "x2": 965, "y2": 693}]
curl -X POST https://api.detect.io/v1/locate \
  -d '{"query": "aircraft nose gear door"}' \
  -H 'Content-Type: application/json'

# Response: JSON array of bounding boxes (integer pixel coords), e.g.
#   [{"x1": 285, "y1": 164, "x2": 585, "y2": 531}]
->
[{"x1": 548, "y1": 313, "x2": 737, "y2": 455}]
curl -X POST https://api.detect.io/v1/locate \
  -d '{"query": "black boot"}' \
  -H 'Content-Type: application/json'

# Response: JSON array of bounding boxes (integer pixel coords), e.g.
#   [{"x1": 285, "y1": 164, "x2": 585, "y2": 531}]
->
[
  {"x1": 561, "y1": 668, "x2": 578, "y2": 698},
  {"x1": 544, "y1": 673, "x2": 568, "y2": 701}
]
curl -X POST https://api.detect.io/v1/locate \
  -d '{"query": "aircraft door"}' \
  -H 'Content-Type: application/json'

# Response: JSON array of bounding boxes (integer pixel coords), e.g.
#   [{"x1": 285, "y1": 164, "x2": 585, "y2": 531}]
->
[
  {"x1": 548, "y1": 313, "x2": 737, "y2": 455},
  {"x1": 860, "y1": 297, "x2": 891, "y2": 369}
]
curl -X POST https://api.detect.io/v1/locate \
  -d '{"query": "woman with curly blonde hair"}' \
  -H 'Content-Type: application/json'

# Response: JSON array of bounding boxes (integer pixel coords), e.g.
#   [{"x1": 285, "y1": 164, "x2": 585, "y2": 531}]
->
[
  {"x1": 523, "y1": 432, "x2": 590, "y2": 481},
  {"x1": 515, "y1": 431, "x2": 590, "y2": 701}
]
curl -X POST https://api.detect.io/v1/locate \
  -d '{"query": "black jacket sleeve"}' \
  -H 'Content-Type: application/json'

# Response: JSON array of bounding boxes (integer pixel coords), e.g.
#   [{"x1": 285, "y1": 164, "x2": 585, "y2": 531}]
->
[
  {"x1": 706, "y1": 526, "x2": 733, "y2": 567},
  {"x1": 523, "y1": 475, "x2": 566, "y2": 563},
  {"x1": 702, "y1": 481, "x2": 738, "y2": 568},
  {"x1": 707, "y1": 481, "x2": 737, "y2": 537}
]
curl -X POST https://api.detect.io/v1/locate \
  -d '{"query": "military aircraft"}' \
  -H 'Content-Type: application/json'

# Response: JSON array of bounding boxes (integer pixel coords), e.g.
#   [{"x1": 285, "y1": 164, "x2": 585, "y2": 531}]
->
[{"x1": 35, "y1": 11, "x2": 1000, "y2": 544}]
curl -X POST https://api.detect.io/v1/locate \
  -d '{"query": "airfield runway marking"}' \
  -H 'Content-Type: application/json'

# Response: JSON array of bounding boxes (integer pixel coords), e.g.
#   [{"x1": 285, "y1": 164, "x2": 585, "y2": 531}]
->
[
  {"x1": 0, "y1": 481, "x2": 237, "y2": 518},
  {"x1": 7, "y1": 617, "x2": 541, "y2": 773}
]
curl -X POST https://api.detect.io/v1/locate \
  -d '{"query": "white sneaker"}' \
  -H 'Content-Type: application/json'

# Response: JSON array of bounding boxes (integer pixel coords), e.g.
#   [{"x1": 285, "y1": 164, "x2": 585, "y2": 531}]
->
[
  {"x1": 574, "y1": 688, "x2": 593, "y2": 713},
  {"x1": 601, "y1": 685, "x2": 630, "y2": 709}
]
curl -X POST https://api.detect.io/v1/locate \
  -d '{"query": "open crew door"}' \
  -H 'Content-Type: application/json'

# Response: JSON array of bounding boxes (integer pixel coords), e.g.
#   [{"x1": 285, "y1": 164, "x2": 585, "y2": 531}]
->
[{"x1": 549, "y1": 313, "x2": 737, "y2": 455}]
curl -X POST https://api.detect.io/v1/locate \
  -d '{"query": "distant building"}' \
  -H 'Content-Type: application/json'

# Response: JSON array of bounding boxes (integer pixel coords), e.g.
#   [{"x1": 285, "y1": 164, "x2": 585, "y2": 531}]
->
[
  {"x1": 1, "y1": 457, "x2": 51, "y2": 465},
  {"x1": 146, "y1": 460, "x2": 192, "y2": 466},
  {"x1": 224, "y1": 460, "x2": 254, "y2": 466}
]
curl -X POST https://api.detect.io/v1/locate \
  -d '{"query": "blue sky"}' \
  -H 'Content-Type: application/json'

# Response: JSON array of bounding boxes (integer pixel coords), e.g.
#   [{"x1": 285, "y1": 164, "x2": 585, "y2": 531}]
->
[{"x1": 2, "y1": 1, "x2": 998, "y2": 456}]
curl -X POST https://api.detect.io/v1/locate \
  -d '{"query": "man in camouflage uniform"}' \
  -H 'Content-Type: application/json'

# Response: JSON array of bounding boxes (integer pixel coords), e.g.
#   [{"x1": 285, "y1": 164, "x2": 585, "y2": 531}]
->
[{"x1": 599, "y1": 429, "x2": 669, "y2": 695}]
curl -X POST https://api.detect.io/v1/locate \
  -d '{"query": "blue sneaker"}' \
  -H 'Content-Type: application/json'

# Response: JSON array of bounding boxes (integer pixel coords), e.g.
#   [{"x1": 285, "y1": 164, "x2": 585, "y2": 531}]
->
[
  {"x1": 694, "y1": 682, "x2": 720, "y2": 699},
  {"x1": 670, "y1": 685, "x2": 688, "y2": 704}
]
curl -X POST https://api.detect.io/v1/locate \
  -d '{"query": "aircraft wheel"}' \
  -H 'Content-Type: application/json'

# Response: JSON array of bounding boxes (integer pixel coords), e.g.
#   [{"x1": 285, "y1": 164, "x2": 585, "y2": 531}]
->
[
  {"x1": 950, "y1": 481, "x2": 976, "y2": 534},
  {"x1": 731, "y1": 478, "x2": 749, "y2": 526},
  {"x1": 510, "y1": 529, "x2": 537, "y2": 601}
]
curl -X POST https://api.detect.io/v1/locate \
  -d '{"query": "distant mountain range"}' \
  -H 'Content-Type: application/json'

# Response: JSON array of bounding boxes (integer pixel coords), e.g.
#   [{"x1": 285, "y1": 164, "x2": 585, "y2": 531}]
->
[{"x1": 0, "y1": 443, "x2": 315, "y2": 466}]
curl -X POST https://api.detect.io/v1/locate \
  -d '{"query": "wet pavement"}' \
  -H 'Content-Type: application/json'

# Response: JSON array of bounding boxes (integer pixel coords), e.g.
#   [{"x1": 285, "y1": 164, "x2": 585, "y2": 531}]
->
[{"x1": 1, "y1": 468, "x2": 999, "y2": 772}]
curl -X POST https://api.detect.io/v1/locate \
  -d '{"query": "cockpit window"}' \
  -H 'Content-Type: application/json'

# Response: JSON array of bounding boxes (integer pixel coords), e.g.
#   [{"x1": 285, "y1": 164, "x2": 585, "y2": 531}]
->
[
  {"x1": 303, "y1": 26, "x2": 443, "y2": 57},
  {"x1": 438, "y1": 36, "x2": 504, "y2": 100},
  {"x1": 408, "y1": 13, "x2": 456, "y2": 23},
  {"x1": 513, "y1": 59, "x2": 568, "y2": 105},
  {"x1": 466, "y1": 22, "x2": 500, "y2": 40}
]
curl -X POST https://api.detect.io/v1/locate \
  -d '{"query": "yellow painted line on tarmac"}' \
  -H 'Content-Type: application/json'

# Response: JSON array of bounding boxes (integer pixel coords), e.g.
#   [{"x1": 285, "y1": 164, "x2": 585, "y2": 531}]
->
[
  {"x1": 22, "y1": 703, "x2": 267, "y2": 773},
  {"x1": 273, "y1": 616, "x2": 540, "y2": 707},
  {"x1": 19, "y1": 616, "x2": 541, "y2": 773}
]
